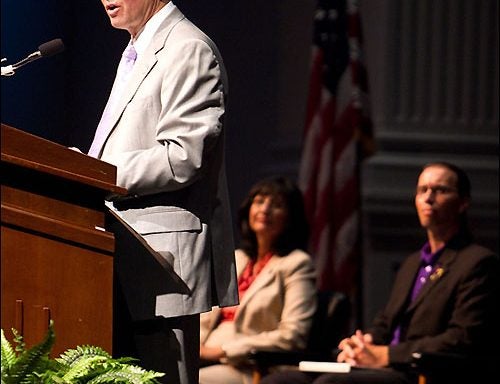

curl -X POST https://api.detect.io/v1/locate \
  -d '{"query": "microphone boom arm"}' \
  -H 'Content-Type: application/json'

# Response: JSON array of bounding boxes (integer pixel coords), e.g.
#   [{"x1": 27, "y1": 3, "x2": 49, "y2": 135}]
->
[{"x1": 1, "y1": 38, "x2": 64, "y2": 77}]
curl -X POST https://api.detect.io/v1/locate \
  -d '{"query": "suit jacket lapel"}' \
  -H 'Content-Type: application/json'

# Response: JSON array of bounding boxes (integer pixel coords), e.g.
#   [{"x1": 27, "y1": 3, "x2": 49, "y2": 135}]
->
[
  {"x1": 106, "y1": 55, "x2": 156, "y2": 133},
  {"x1": 406, "y1": 248, "x2": 456, "y2": 312},
  {"x1": 237, "y1": 256, "x2": 279, "y2": 309},
  {"x1": 105, "y1": 6, "x2": 186, "y2": 143},
  {"x1": 391, "y1": 253, "x2": 421, "y2": 315}
]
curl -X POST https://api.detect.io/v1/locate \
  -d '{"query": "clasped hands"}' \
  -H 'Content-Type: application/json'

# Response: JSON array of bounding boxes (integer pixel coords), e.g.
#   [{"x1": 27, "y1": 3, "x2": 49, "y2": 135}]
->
[{"x1": 336, "y1": 330, "x2": 389, "y2": 368}]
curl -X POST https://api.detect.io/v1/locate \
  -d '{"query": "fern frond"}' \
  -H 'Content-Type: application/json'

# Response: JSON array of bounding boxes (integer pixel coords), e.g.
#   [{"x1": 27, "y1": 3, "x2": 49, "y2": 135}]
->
[
  {"x1": 1, "y1": 321, "x2": 164, "y2": 384},
  {"x1": 6, "y1": 320, "x2": 55, "y2": 384},
  {"x1": 86, "y1": 365, "x2": 164, "y2": 384},
  {"x1": 29, "y1": 359, "x2": 66, "y2": 384},
  {"x1": 11, "y1": 328, "x2": 26, "y2": 354},
  {"x1": 60, "y1": 355, "x2": 109, "y2": 382},
  {"x1": 1, "y1": 329, "x2": 16, "y2": 374},
  {"x1": 56, "y1": 345, "x2": 111, "y2": 367}
]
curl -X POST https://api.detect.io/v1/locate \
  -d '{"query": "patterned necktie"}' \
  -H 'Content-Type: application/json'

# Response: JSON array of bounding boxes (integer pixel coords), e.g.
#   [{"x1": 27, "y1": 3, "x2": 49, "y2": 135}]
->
[{"x1": 88, "y1": 43, "x2": 137, "y2": 158}]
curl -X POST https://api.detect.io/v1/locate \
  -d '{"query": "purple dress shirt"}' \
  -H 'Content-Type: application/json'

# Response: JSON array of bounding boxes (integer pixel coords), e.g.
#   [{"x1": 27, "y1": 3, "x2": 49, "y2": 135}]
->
[{"x1": 391, "y1": 242, "x2": 444, "y2": 345}]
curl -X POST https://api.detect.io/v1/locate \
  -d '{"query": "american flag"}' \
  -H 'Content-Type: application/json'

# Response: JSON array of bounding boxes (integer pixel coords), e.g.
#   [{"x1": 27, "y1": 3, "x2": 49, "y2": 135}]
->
[{"x1": 298, "y1": 0, "x2": 374, "y2": 295}]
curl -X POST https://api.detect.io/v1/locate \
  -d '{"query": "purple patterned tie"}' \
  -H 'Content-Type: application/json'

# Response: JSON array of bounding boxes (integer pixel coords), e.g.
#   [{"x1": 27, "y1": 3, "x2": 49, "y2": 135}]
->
[{"x1": 88, "y1": 43, "x2": 137, "y2": 158}]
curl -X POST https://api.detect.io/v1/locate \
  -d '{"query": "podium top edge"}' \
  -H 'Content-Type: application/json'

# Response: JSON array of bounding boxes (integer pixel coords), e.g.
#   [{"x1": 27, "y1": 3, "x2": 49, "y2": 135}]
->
[{"x1": 1, "y1": 123, "x2": 127, "y2": 195}]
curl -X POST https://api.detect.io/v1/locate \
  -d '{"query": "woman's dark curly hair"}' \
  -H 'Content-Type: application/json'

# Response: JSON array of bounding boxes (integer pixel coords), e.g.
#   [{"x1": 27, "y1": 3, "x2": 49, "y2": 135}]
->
[{"x1": 237, "y1": 176, "x2": 310, "y2": 259}]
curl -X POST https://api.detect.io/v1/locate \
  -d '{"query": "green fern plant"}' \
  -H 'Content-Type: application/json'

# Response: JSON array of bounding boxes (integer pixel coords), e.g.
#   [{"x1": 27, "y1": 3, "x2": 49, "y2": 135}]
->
[{"x1": 1, "y1": 320, "x2": 164, "y2": 383}]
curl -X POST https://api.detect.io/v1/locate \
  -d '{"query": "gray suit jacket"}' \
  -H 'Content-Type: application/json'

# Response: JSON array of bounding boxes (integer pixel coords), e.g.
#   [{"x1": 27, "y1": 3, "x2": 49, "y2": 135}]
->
[{"x1": 97, "y1": 5, "x2": 238, "y2": 318}]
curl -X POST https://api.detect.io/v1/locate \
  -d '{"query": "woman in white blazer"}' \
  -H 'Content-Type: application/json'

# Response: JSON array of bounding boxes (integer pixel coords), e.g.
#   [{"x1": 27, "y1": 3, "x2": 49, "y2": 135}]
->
[{"x1": 199, "y1": 176, "x2": 318, "y2": 384}]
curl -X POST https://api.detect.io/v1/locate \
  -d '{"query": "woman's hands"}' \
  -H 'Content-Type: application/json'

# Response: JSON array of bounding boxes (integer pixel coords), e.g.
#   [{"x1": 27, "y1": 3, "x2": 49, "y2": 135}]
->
[{"x1": 200, "y1": 345, "x2": 226, "y2": 362}]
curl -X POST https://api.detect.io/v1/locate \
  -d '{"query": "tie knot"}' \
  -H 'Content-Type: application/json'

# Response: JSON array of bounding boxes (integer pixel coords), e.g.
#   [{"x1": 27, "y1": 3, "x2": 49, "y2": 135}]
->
[{"x1": 123, "y1": 44, "x2": 137, "y2": 61}]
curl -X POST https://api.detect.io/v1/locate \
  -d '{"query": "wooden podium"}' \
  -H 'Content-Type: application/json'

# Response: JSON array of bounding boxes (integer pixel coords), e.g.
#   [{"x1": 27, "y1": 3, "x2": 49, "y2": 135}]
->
[{"x1": 1, "y1": 123, "x2": 127, "y2": 356}]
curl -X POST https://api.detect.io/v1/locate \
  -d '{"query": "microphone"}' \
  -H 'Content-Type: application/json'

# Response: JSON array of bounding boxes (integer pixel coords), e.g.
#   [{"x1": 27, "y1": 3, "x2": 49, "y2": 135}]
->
[
  {"x1": 1, "y1": 38, "x2": 65, "y2": 77},
  {"x1": 38, "y1": 39, "x2": 65, "y2": 58}
]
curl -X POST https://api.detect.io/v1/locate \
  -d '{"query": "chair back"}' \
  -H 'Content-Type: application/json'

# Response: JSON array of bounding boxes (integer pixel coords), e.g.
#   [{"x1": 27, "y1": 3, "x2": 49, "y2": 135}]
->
[{"x1": 306, "y1": 291, "x2": 351, "y2": 358}]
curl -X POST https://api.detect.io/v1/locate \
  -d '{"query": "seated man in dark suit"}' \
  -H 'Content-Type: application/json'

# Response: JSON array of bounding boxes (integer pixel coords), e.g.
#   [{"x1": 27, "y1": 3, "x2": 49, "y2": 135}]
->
[{"x1": 261, "y1": 161, "x2": 499, "y2": 384}]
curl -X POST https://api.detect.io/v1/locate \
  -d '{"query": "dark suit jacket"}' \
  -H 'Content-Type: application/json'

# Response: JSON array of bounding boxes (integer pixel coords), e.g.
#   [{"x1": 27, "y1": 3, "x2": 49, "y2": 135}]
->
[{"x1": 368, "y1": 236, "x2": 499, "y2": 366}]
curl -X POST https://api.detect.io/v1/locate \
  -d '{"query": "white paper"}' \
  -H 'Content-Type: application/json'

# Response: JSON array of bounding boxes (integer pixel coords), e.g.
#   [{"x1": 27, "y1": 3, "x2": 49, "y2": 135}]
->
[{"x1": 299, "y1": 361, "x2": 351, "y2": 373}]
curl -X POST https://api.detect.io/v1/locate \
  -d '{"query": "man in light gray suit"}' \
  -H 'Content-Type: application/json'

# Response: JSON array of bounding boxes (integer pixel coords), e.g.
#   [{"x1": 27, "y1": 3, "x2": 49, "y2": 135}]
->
[{"x1": 88, "y1": 1, "x2": 239, "y2": 383}]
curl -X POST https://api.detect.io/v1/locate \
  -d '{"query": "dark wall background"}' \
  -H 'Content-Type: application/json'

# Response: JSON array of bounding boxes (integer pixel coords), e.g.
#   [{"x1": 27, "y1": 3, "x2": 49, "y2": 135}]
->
[{"x1": 2, "y1": 1, "x2": 123, "y2": 144}]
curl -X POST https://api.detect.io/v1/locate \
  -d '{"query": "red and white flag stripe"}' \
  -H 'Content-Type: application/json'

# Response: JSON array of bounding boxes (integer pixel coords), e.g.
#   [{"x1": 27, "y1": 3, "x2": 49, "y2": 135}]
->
[{"x1": 299, "y1": 0, "x2": 373, "y2": 294}]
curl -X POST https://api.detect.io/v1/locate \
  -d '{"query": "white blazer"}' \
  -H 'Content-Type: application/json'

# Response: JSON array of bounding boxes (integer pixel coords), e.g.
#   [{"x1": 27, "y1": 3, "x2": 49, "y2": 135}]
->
[{"x1": 200, "y1": 249, "x2": 317, "y2": 361}]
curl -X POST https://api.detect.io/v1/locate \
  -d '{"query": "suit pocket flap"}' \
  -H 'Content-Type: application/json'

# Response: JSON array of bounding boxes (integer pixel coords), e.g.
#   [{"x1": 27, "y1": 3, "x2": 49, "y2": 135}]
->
[{"x1": 124, "y1": 208, "x2": 202, "y2": 235}]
